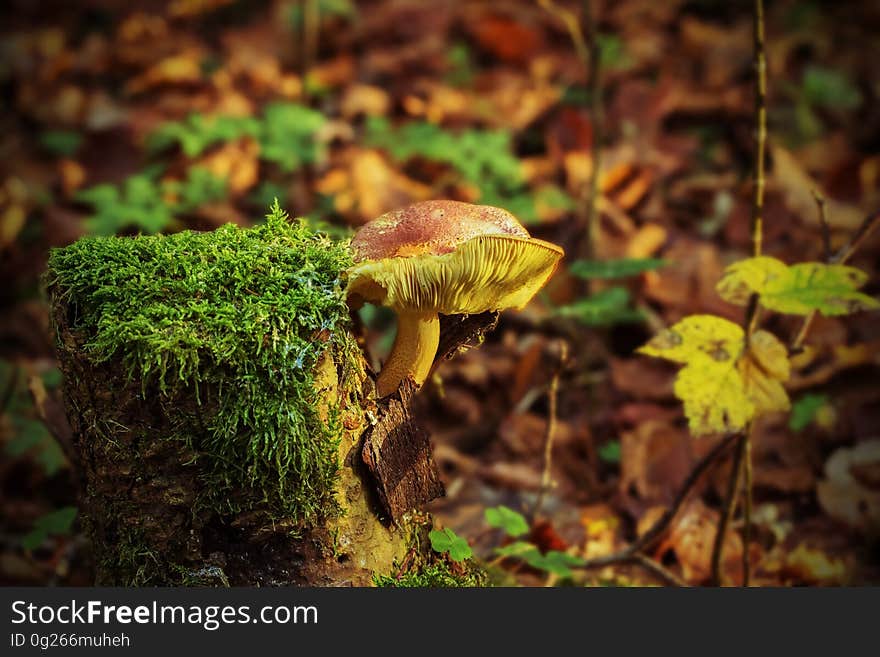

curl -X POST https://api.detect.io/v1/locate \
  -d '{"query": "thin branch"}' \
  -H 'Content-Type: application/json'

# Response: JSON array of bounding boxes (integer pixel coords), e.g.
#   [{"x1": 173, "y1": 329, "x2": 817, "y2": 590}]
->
[
  {"x1": 576, "y1": 433, "x2": 737, "y2": 570},
  {"x1": 581, "y1": 0, "x2": 603, "y2": 265},
  {"x1": 711, "y1": 433, "x2": 746, "y2": 586},
  {"x1": 791, "y1": 209, "x2": 880, "y2": 351},
  {"x1": 812, "y1": 189, "x2": 832, "y2": 261},
  {"x1": 832, "y1": 209, "x2": 880, "y2": 265},
  {"x1": 631, "y1": 552, "x2": 688, "y2": 587},
  {"x1": 741, "y1": 430, "x2": 753, "y2": 586},
  {"x1": 751, "y1": 0, "x2": 767, "y2": 258},
  {"x1": 532, "y1": 340, "x2": 568, "y2": 521},
  {"x1": 537, "y1": 0, "x2": 603, "y2": 267}
]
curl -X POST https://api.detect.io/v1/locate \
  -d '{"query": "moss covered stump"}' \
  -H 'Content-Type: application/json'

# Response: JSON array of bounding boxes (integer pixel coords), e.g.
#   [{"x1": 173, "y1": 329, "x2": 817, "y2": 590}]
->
[{"x1": 46, "y1": 207, "x2": 428, "y2": 586}]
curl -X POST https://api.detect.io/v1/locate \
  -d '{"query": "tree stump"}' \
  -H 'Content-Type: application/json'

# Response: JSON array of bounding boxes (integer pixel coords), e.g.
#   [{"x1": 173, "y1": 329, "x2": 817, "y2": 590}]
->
[{"x1": 46, "y1": 211, "x2": 496, "y2": 586}]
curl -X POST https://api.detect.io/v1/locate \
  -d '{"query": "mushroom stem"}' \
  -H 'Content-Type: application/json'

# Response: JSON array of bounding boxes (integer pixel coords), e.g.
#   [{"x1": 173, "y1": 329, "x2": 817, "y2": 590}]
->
[{"x1": 376, "y1": 310, "x2": 440, "y2": 397}]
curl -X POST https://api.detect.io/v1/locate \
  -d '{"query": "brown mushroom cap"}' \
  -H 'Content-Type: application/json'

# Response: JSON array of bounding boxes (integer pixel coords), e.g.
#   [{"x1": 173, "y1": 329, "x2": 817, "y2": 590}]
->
[
  {"x1": 350, "y1": 200, "x2": 530, "y2": 260},
  {"x1": 347, "y1": 200, "x2": 564, "y2": 314}
]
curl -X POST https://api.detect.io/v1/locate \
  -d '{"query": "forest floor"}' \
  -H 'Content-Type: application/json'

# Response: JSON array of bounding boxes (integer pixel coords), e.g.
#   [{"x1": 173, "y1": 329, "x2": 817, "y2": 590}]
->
[{"x1": 1, "y1": 0, "x2": 879, "y2": 586}]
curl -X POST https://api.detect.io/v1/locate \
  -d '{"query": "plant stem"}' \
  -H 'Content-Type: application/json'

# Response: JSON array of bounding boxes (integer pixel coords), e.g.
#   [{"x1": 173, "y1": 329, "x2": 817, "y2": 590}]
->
[
  {"x1": 581, "y1": 0, "x2": 603, "y2": 266},
  {"x1": 751, "y1": 0, "x2": 766, "y2": 258},
  {"x1": 532, "y1": 340, "x2": 568, "y2": 521},
  {"x1": 711, "y1": 433, "x2": 746, "y2": 585},
  {"x1": 811, "y1": 190, "x2": 832, "y2": 261},
  {"x1": 741, "y1": 429, "x2": 753, "y2": 586}
]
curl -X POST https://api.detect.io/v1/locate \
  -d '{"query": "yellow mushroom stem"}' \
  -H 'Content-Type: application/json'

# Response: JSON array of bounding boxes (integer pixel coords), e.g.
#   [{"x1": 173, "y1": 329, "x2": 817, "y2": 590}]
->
[{"x1": 376, "y1": 309, "x2": 440, "y2": 398}]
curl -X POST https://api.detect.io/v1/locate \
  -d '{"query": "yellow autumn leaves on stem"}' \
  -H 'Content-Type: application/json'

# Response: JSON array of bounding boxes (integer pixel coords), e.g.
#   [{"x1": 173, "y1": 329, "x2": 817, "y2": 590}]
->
[
  {"x1": 716, "y1": 256, "x2": 879, "y2": 316},
  {"x1": 638, "y1": 316, "x2": 790, "y2": 436},
  {"x1": 638, "y1": 256, "x2": 877, "y2": 437}
]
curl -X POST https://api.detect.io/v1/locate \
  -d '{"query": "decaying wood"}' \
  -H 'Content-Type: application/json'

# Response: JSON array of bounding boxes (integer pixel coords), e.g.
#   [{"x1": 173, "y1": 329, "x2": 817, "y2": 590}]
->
[{"x1": 361, "y1": 311, "x2": 500, "y2": 521}]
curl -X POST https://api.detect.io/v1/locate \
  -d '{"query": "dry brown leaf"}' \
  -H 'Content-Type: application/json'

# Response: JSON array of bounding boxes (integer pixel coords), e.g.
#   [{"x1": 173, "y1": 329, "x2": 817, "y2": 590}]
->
[
  {"x1": 771, "y1": 145, "x2": 864, "y2": 231},
  {"x1": 620, "y1": 420, "x2": 694, "y2": 503},
  {"x1": 340, "y1": 84, "x2": 390, "y2": 118},
  {"x1": 315, "y1": 149, "x2": 432, "y2": 223},
  {"x1": 468, "y1": 14, "x2": 544, "y2": 64},
  {"x1": 654, "y1": 498, "x2": 743, "y2": 584},
  {"x1": 126, "y1": 50, "x2": 204, "y2": 94},
  {"x1": 194, "y1": 138, "x2": 259, "y2": 195},
  {"x1": 782, "y1": 543, "x2": 849, "y2": 585},
  {"x1": 57, "y1": 159, "x2": 86, "y2": 196},
  {"x1": 625, "y1": 223, "x2": 667, "y2": 259}
]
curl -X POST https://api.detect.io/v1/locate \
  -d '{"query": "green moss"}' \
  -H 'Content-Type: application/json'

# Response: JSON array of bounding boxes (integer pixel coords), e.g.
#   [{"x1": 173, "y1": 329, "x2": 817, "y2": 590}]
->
[
  {"x1": 47, "y1": 201, "x2": 357, "y2": 522},
  {"x1": 373, "y1": 560, "x2": 488, "y2": 588}
]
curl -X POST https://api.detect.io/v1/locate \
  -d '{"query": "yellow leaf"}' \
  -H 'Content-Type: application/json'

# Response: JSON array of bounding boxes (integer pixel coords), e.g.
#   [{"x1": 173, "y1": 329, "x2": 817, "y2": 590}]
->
[
  {"x1": 638, "y1": 316, "x2": 791, "y2": 436},
  {"x1": 674, "y1": 359, "x2": 753, "y2": 436},
  {"x1": 637, "y1": 314, "x2": 744, "y2": 365},
  {"x1": 747, "y1": 329, "x2": 790, "y2": 381},
  {"x1": 717, "y1": 256, "x2": 880, "y2": 316},
  {"x1": 715, "y1": 256, "x2": 788, "y2": 306}
]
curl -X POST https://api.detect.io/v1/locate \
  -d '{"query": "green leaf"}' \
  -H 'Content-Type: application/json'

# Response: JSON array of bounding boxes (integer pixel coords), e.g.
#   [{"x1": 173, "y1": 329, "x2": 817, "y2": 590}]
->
[
  {"x1": 789, "y1": 393, "x2": 829, "y2": 432},
  {"x1": 39, "y1": 130, "x2": 83, "y2": 157},
  {"x1": 429, "y1": 527, "x2": 472, "y2": 562},
  {"x1": 802, "y1": 66, "x2": 861, "y2": 110},
  {"x1": 598, "y1": 440, "x2": 621, "y2": 463},
  {"x1": 21, "y1": 507, "x2": 77, "y2": 550},
  {"x1": 485, "y1": 505, "x2": 529, "y2": 537},
  {"x1": 555, "y1": 287, "x2": 644, "y2": 326},
  {"x1": 717, "y1": 257, "x2": 879, "y2": 316},
  {"x1": 569, "y1": 258, "x2": 665, "y2": 280},
  {"x1": 495, "y1": 542, "x2": 584, "y2": 578},
  {"x1": 530, "y1": 551, "x2": 585, "y2": 578},
  {"x1": 35, "y1": 506, "x2": 78, "y2": 534}
]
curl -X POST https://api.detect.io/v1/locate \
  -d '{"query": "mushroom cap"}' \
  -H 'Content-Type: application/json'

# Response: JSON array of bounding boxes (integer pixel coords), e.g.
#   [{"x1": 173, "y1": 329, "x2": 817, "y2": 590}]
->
[{"x1": 346, "y1": 200, "x2": 564, "y2": 315}]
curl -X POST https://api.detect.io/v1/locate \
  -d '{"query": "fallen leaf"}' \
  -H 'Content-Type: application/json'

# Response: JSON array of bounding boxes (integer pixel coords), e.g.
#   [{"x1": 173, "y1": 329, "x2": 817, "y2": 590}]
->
[
  {"x1": 782, "y1": 543, "x2": 849, "y2": 585},
  {"x1": 654, "y1": 498, "x2": 743, "y2": 585}
]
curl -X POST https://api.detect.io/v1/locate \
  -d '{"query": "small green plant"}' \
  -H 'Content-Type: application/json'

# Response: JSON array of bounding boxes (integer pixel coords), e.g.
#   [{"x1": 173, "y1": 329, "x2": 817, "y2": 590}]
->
[
  {"x1": 554, "y1": 258, "x2": 665, "y2": 326},
  {"x1": 148, "y1": 102, "x2": 327, "y2": 171},
  {"x1": 39, "y1": 130, "x2": 83, "y2": 157},
  {"x1": 789, "y1": 393, "x2": 829, "y2": 432},
  {"x1": 22, "y1": 507, "x2": 77, "y2": 551},
  {"x1": 428, "y1": 527, "x2": 472, "y2": 562},
  {"x1": 485, "y1": 505, "x2": 530, "y2": 537},
  {"x1": 76, "y1": 167, "x2": 227, "y2": 235},
  {"x1": 485, "y1": 505, "x2": 585, "y2": 579},
  {"x1": 1, "y1": 362, "x2": 67, "y2": 476},
  {"x1": 598, "y1": 440, "x2": 621, "y2": 464}
]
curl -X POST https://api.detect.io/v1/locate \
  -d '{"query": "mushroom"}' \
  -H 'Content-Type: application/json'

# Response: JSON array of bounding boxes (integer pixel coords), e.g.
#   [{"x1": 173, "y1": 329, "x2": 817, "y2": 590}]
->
[{"x1": 346, "y1": 200, "x2": 564, "y2": 397}]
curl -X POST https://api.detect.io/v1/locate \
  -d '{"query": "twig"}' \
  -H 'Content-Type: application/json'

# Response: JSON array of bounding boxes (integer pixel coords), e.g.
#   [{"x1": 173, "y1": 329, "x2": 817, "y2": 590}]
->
[
  {"x1": 812, "y1": 190, "x2": 832, "y2": 261},
  {"x1": 301, "y1": 0, "x2": 320, "y2": 86},
  {"x1": 631, "y1": 552, "x2": 688, "y2": 587},
  {"x1": 750, "y1": 0, "x2": 766, "y2": 258},
  {"x1": 716, "y1": 0, "x2": 767, "y2": 588},
  {"x1": 575, "y1": 433, "x2": 737, "y2": 569},
  {"x1": 537, "y1": 0, "x2": 603, "y2": 266},
  {"x1": 581, "y1": 0, "x2": 603, "y2": 265},
  {"x1": 791, "y1": 209, "x2": 880, "y2": 351},
  {"x1": 741, "y1": 430, "x2": 753, "y2": 586},
  {"x1": 711, "y1": 433, "x2": 746, "y2": 586},
  {"x1": 532, "y1": 340, "x2": 568, "y2": 521},
  {"x1": 832, "y1": 209, "x2": 880, "y2": 265}
]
